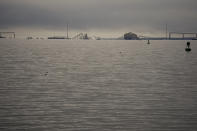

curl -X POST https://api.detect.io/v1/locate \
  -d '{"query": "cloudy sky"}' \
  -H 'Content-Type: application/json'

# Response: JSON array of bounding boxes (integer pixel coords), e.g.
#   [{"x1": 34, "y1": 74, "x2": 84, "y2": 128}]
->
[{"x1": 0, "y1": 0, "x2": 197, "y2": 37}]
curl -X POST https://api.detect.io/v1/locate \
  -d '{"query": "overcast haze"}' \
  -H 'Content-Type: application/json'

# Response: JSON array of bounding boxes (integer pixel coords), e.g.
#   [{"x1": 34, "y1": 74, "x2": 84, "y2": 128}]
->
[{"x1": 0, "y1": 0, "x2": 197, "y2": 37}]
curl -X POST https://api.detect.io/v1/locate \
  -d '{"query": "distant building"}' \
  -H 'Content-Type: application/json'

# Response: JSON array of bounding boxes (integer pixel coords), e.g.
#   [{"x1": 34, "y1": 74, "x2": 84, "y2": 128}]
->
[
  {"x1": 0, "y1": 32, "x2": 15, "y2": 38},
  {"x1": 124, "y1": 32, "x2": 139, "y2": 40}
]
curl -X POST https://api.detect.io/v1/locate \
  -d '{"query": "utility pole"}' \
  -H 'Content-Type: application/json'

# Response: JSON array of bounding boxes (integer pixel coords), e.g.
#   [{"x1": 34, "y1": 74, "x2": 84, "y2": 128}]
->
[{"x1": 67, "y1": 23, "x2": 69, "y2": 39}]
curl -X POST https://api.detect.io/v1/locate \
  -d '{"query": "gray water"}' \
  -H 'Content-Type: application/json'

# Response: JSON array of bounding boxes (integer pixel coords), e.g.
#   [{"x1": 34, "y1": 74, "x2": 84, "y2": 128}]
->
[{"x1": 0, "y1": 39, "x2": 197, "y2": 131}]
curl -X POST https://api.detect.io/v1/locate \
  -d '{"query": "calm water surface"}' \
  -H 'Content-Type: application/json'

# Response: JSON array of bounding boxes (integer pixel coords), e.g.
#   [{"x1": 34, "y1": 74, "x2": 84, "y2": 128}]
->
[{"x1": 0, "y1": 39, "x2": 197, "y2": 130}]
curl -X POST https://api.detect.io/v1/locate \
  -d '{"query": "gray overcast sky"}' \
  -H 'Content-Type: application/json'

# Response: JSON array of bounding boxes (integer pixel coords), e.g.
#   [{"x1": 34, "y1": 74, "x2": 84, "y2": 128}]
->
[{"x1": 0, "y1": 0, "x2": 197, "y2": 37}]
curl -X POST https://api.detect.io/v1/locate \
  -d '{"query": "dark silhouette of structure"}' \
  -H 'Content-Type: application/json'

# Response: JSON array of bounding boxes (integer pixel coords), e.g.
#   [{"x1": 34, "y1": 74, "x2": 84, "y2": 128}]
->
[{"x1": 124, "y1": 32, "x2": 139, "y2": 40}]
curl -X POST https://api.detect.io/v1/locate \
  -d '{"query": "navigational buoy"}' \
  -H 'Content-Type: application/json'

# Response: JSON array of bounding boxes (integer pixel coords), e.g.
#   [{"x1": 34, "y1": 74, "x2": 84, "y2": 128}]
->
[
  {"x1": 185, "y1": 42, "x2": 191, "y2": 52},
  {"x1": 147, "y1": 40, "x2": 150, "y2": 44}
]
